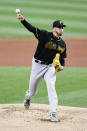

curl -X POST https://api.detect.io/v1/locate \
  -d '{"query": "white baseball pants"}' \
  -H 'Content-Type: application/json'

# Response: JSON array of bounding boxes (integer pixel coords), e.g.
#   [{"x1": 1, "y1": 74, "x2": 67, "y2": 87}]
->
[{"x1": 26, "y1": 58, "x2": 58, "y2": 113}]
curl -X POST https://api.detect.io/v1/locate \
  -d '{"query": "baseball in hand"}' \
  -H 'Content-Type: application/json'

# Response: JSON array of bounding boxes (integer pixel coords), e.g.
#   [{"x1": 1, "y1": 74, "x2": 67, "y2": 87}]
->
[{"x1": 16, "y1": 9, "x2": 20, "y2": 13}]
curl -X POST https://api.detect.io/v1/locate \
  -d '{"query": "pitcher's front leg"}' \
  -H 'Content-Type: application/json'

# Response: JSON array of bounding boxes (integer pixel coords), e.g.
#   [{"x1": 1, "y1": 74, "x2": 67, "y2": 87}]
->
[{"x1": 44, "y1": 65, "x2": 58, "y2": 121}]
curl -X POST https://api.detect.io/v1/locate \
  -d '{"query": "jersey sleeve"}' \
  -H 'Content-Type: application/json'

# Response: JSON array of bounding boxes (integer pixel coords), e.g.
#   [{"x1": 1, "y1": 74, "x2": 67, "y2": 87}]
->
[
  {"x1": 60, "y1": 48, "x2": 67, "y2": 66},
  {"x1": 21, "y1": 19, "x2": 36, "y2": 33},
  {"x1": 60, "y1": 48, "x2": 67, "y2": 59},
  {"x1": 21, "y1": 19, "x2": 47, "y2": 40}
]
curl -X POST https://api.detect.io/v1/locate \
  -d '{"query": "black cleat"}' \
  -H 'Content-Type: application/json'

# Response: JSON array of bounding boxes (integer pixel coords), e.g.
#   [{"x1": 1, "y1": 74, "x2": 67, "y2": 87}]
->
[{"x1": 24, "y1": 99, "x2": 30, "y2": 110}]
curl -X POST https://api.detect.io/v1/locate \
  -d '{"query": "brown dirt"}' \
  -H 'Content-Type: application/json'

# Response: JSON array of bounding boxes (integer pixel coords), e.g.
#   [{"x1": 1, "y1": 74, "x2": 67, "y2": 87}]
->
[
  {"x1": 0, "y1": 104, "x2": 87, "y2": 131},
  {"x1": 0, "y1": 38, "x2": 87, "y2": 67}
]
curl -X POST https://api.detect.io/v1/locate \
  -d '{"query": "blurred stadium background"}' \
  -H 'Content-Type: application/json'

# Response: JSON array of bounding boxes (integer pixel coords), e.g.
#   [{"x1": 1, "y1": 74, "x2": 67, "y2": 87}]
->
[
  {"x1": 0, "y1": 0, "x2": 87, "y2": 38},
  {"x1": 0, "y1": 0, "x2": 87, "y2": 108}
]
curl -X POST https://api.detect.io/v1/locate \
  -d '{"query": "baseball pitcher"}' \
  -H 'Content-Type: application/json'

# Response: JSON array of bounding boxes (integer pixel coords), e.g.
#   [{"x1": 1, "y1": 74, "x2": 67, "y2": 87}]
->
[{"x1": 17, "y1": 10, "x2": 67, "y2": 122}]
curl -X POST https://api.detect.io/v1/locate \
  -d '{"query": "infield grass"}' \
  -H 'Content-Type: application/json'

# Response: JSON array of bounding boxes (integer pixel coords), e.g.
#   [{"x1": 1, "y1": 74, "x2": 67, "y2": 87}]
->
[{"x1": 0, "y1": 67, "x2": 87, "y2": 108}]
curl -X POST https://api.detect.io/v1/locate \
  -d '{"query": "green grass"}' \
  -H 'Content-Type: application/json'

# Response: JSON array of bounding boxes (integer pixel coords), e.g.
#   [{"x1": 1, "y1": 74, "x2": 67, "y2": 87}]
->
[
  {"x1": 0, "y1": 67, "x2": 30, "y2": 103},
  {"x1": 0, "y1": 67, "x2": 87, "y2": 108},
  {"x1": 0, "y1": 0, "x2": 87, "y2": 38}
]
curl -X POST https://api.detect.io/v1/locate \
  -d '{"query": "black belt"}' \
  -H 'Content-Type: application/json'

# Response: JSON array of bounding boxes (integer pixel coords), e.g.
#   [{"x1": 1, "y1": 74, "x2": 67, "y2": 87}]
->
[{"x1": 35, "y1": 59, "x2": 49, "y2": 65}]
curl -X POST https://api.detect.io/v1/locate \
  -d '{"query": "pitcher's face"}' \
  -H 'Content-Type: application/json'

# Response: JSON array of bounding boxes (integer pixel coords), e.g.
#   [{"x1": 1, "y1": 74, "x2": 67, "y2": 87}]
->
[{"x1": 52, "y1": 27, "x2": 64, "y2": 38}]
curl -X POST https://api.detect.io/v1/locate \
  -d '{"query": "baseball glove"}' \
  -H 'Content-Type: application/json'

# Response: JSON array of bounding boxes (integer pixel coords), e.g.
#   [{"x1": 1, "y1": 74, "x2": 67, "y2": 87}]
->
[{"x1": 53, "y1": 53, "x2": 64, "y2": 72}]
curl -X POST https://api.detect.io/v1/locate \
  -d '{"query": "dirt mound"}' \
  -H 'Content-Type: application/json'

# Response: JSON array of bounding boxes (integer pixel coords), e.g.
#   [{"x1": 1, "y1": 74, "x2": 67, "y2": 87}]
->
[{"x1": 0, "y1": 104, "x2": 87, "y2": 131}]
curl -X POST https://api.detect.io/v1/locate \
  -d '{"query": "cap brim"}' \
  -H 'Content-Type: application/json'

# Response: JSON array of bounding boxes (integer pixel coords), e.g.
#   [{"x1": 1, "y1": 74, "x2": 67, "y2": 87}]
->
[
  {"x1": 63, "y1": 25, "x2": 66, "y2": 27},
  {"x1": 58, "y1": 24, "x2": 66, "y2": 28}
]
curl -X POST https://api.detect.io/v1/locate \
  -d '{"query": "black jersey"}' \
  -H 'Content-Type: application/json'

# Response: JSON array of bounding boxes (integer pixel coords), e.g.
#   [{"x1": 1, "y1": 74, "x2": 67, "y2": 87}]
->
[{"x1": 21, "y1": 19, "x2": 67, "y2": 66}]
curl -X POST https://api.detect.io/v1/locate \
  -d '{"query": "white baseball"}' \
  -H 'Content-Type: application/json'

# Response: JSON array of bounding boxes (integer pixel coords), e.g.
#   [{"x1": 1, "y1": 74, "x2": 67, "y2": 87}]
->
[{"x1": 16, "y1": 9, "x2": 20, "y2": 13}]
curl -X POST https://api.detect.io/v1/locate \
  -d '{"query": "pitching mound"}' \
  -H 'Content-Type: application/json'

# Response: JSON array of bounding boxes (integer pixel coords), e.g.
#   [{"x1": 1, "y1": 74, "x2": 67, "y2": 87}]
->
[{"x1": 0, "y1": 104, "x2": 87, "y2": 131}]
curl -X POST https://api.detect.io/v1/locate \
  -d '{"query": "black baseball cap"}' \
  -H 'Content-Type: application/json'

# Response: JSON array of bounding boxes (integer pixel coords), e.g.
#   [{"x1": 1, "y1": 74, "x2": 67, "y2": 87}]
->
[{"x1": 53, "y1": 20, "x2": 66, "y2": 28}]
